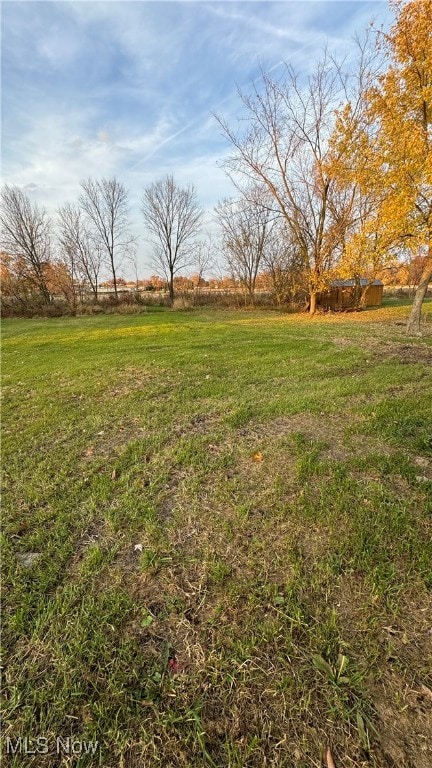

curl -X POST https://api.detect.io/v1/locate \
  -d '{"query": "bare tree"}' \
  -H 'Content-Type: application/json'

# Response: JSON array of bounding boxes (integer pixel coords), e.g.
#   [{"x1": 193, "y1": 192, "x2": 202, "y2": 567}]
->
[
  {"x1": 262, "y1": 221, "x2": 307, "y2": 306},
  {"x1": 0, "y1": 185, "x2": 52, "y2": 304},
  {"x1": 215, "y1": 54, "x2": 358, "y2": 313},
  {"x1": 79, "y1": 178, "x2": 134, "y2": 300},
  {"x1": 215, "y1": 189, "x2": 273, "y2": 302},
  {"x1": 58, "y1": 203, "x2": 103, "y2": 301},
  {"x1": 192, "y1": 233, "x2": 216, "y2": 289},
  {"x1": 127, "y1": 244, "x2": 140, "y2": 292},
  {"x1": 142, "y1": 175, "x2": 203, "y2": 304}
]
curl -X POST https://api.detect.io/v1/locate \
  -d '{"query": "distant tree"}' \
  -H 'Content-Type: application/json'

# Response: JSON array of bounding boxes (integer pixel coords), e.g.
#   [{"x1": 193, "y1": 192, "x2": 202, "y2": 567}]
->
[
  {"x1": 0, "y1": 185, "x2": 52, "y2": 304},
  {"x1": 0, "y1": 251, "x2": 32, "y2": 310},
  {"x1": 146, "y1": 274, "x2": 166, "y2": 291},
  {"x1": 142, "y1": 175, "x2": 203, "y2": 305},
  {"x1": 58, "y1": 203, "x2": 103, "y2": 301},
  {"x1": 262, "y1": 221, "x2": 308, "y2": 306},
  {"x1": 79, "y1": 178, "x2": 134, "y2": 300},
  {"x1": 44, "y1": 260, "x2": 76, "y2": 309},
  {"x1": 192, "y1": 233, "x2": 216, "y2": 289},
  {"x1": 0, "y1": 252, "x2": 41, "y2": 311},
  {"x1": 126, "y1": 244, "x2": 140, "y2": 291},
  {"x1": 215, "y1": 189, "x2": 274, "y2": 302}
]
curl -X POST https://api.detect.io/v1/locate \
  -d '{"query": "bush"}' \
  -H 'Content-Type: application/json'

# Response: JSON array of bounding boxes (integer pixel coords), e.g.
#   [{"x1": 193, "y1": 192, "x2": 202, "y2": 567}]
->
[
  {"x1": 39, "y1": 303, "x2": 73, "y2": 318},
  {"x1": 77, "y1": 303, "x2": 106, "y2": 315}
]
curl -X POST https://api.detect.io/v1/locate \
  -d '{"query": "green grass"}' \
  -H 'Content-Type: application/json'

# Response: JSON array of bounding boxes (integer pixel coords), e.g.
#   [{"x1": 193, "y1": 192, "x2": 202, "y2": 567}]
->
[{"x1": 2, "y1": 304, "x2": 432, "y2": 767}]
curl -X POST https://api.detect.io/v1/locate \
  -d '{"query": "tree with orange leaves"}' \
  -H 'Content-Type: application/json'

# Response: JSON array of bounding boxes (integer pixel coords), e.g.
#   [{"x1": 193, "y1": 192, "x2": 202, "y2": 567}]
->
[
  {"x1": 373, "y1": 0, "x2": 431, "y2": 332},
  {"x1": 333, "y1": 1, "x2": 431, "y2": 330}
]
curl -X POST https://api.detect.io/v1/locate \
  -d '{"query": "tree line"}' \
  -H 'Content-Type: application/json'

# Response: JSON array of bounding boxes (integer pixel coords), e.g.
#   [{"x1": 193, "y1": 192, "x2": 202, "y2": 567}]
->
[
  {"x1": 0, "y1": 175, "x2": 205, "y2": 312},
  {"x1": 1, "y1": 0, "x2": 431, "y2": 332}
]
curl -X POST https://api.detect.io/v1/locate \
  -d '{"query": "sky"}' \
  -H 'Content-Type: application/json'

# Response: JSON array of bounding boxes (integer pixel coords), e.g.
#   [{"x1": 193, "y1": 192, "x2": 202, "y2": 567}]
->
[{"x1": 1, "y1": 0, "x2": 393, "y2": 278}]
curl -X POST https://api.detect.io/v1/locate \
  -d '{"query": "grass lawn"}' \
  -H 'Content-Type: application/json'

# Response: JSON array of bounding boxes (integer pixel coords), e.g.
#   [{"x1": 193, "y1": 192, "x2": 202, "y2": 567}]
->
[{"x1": 1, "y1": 302, "x2": 432, "y2": 767}]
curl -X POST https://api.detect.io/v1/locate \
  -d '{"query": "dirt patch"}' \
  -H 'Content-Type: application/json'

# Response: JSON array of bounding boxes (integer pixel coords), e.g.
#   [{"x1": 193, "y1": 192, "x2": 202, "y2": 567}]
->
[
  {"x1": 237, "y1": 412, "x2": 392, "y2": 462},
  {"x1": 365, "y1": 339, "x2": 432, "y2": 365},
  {"x1": 367, "y1": 591, "x2": 432, "y2": 768},
  {"x1": 236, "y1": 412, "x2": 349, "y2": 461},
  {"x1": 80, "y1": 421, "x2": 148, "y2": 462},
  {"x1": 156, "y1": 468, "x2": 189, "y2": 522},
  {"x1": 374, "y1": 672, "x2": 432, "y2": 768},
  {"x1": 114, "y1": 541, "x2": 147, "y2": 574},
  {"x1": 104, "y1": 366, "x2": 161, "y2": 397},
  {"x1": 396, "y1": 344, "x2": 432, "y2": 365},
  {"x1": 172, "y1": 412, "x2": 221, "y2": 439},
  {"x1": 188, "y1": 413, "x2": 216, "y2": 434},
  {"x1": 332, "y1": 335, "x2": 356, "y2": 347},
  {"x1": 75, "y1": 520, "x2": 105, "y2": 554},
  {"x1": 58, "y1": 519, "x2": 110, "y2": 583}
]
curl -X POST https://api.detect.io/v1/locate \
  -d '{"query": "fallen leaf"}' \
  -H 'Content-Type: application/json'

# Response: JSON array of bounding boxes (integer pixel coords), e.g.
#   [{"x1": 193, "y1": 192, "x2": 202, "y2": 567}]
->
[
  {"x1": 167, "y1": 657, "x2": 188, "y2": 675},
  {"x1": 134, "y1": 544, "x2": 143, "y2": 553},
  {"x1": 252, "y1": 451, "x2": 263, "y2": 462},
  {"x1": 420, "y1": 684, "x2": 432, "y2": 700},
  {"x1": 325, "y1": 746, "x2": 336, "y2": 768},
  {"x1": 111, "y1": 469, "x2": 117, "y2": 480}
]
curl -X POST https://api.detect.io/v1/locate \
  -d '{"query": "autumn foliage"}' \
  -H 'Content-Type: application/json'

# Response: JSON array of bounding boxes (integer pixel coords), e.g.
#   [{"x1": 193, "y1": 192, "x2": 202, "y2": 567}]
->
[{"x1": 329, "y1": 0, "x2": 431, "y2": 327}]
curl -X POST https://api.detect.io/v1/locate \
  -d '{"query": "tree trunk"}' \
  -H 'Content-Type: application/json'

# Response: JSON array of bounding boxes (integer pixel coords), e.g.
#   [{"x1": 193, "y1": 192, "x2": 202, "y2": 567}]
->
[
  {"x1": 168, "y1": 274, "x2": 175, "y2": 306},
  {"x1": 353, "y1": 277, "x2": 362, "y2": 309},
  {"x1": 358, "y1": 284, "x2": 371, "y2": 310},
  {"x1": 406, "y1": 254, "x2": 431, "y2": 335},
  {"x1": 309, "y1": 291, "x2": 317, "y2": 315},
  {"x1": 40, "y1": 284, "x2": 52, "y2": 305},
  {"x1": 112, "y1": 272, "x2": 118, "y2": 301},
  {"x1": 109, "y1": 249, "x2": 118, "y2": 301},
  {"x1": 36, "y1": 265, "x2": 51, "y2": 305}
]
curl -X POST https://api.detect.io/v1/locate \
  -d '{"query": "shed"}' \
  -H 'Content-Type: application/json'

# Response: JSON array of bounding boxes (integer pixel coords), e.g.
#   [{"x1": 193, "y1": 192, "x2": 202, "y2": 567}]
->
[{"x1": 317, "y1": 279, "x2": 383, "y2": 311}]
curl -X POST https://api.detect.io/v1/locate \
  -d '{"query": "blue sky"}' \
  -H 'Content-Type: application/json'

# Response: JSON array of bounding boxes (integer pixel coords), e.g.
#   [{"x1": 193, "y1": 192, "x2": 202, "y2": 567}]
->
[{"x1": 2, "y1": 1, "x2": 393, "y2": 277}]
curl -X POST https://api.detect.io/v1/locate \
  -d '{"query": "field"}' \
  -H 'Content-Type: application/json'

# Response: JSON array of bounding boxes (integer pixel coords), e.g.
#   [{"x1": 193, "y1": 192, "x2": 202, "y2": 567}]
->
[{"x1": 2, "y1": 302, "x2": 432, "y2": 768}]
